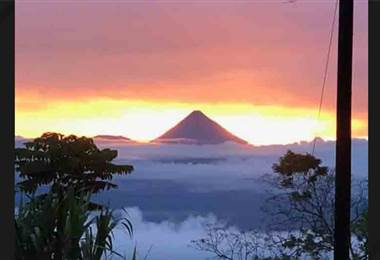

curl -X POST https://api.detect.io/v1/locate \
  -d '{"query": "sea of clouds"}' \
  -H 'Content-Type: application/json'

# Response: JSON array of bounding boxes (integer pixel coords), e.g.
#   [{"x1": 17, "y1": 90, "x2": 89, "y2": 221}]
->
[
  {"x1": 15, "y1": 138, "x2": 368, "y2": 259},
  {"x1": 91, "y1": 139, "x2": 368, "y2": 259},
  {"x1": 96, "y1": 138, "x2": 368, "y2": 184}
]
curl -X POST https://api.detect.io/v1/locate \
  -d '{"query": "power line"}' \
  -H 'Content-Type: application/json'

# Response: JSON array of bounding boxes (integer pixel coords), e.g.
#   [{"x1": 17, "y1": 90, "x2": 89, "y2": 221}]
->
[{"x1": 311, "y1": 0, "x2": 339, "y2": 155}]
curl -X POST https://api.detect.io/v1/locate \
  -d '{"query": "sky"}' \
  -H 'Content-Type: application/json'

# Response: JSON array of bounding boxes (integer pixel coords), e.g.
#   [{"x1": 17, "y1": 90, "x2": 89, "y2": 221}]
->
[{"x1": 15, "y1": 0, "x2": 368, "y2": 145}]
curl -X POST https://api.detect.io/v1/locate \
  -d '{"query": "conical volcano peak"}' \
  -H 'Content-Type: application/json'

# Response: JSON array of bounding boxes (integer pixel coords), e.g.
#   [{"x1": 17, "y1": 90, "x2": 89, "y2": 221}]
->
[
  {"x1": 189, "y1": 110, "x2": 204, "y2": 115},
  {"x1": 184, "y1": 110, "x2": 211, "y2": 121},
  {"x1": 186, "y1": 110, "x2": 207, "y2": 118},
  {"x1": 152, "y1": 110, "x2": 248, "y2": 145}
]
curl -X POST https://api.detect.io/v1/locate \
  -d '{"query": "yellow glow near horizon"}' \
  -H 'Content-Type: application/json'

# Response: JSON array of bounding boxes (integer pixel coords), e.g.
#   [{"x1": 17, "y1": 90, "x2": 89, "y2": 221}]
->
[{"x1": 15, "y1": 98, "x2": 367, "y2": 145}]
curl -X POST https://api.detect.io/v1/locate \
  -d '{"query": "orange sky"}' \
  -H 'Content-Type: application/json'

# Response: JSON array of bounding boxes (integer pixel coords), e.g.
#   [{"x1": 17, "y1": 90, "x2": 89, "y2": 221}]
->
[{"x1": 15, "y1": 1, "x2": 368, "y2": 145}]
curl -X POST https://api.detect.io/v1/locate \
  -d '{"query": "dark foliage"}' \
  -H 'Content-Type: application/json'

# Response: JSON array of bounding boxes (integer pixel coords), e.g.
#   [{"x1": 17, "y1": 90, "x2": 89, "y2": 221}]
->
[
  {"x1": 272, "y1": 150, "x2": 328, "y2": 187},
  {"x1": 15, "y1": 132, "x2": 134, "y2": 200},
  {"x1": 192, "y1": 150, "x2": 368, "y2": 259},
  {"x1": 15, "y1": 133, "x2": 135, "y2": 259},
  {"x1": 15, "y1": 188, "x2": 133, "y2": 260},
  {"x1": 267, "y1": 150, "x2": 368, "y2": 259}
]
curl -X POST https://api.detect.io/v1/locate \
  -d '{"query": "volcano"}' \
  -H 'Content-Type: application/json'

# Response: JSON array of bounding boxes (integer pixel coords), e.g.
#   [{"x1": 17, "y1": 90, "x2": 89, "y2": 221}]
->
[{"x1": 152, "y1": 110, "x2": 248, "y2": 145}]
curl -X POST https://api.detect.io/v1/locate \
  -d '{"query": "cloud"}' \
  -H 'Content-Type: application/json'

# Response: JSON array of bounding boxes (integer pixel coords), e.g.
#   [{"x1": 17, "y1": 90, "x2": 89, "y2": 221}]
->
[
  {"x1": 109, "y1": 206, "x2": 337, "y2": 260},
  {"x1": 15, "y1": 138, "x2": 368, "y2": 259},
  {"x1": 100, "y1": 140, "x2": 368, "y2": 181},
  {"x1": 111, "y1": 207, "x2": 215, "y2": 260},
  {"x1": 16, "y1": 1, "x2": 368, "y2": 115}
]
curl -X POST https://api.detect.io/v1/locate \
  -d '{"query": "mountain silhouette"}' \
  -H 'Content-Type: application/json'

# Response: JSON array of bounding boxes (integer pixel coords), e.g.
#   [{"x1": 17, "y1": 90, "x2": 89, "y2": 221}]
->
[
  {"x1": 152, "y1": 110, "x2": 248, "y2": 145},
  {"x1": 93, "y1": 135, "x2": 135, "y2": 142}
]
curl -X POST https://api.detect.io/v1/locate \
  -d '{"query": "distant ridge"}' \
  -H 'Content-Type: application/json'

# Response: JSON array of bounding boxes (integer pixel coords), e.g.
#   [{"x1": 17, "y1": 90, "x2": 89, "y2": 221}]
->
[
  {"x1": 152, "y1": 110, "x2": 248, "y2": 145},
  {"x1": 15, "y1": 136, "x2": 32, "y2": 148},
  {"x1": 93, "y1": 135, "x2": 135, "y2": 143}
]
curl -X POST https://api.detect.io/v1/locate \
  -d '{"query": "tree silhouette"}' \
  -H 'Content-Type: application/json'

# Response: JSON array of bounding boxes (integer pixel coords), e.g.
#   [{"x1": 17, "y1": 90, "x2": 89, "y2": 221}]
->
[
  {"x1": 15, "y1": 132, "x2": 134, "y2": 198},
  {"x1": 266, "y1": 150, "x2": 367, "y2": 259},
  {"x1": 192, "y1": 150, "x2": 368, "y2": 259}
]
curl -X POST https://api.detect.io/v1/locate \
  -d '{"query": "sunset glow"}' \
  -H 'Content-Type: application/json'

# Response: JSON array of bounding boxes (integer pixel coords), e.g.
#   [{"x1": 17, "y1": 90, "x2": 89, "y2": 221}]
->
[
  {"x1": 15, "y1": 96, "x2": 367, "y2": 145},
  {"x1": 16, "y1": 1, "x2": 368, "y2": 145}
]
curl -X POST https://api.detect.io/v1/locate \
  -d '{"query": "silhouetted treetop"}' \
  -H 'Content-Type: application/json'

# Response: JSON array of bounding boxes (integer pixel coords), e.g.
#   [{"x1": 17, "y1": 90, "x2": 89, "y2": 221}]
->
[
  {"x1": 15, "y1": 132, "x2": 134, "y2": 195},
  {"x1": 272, "y1": 150, "x2": 328, "y2": 187}
]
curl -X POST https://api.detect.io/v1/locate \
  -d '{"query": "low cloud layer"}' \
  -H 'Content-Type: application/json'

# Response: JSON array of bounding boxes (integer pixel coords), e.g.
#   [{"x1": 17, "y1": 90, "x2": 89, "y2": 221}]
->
[
  {"x1": 112, "y1": 207, "x2": 215, "y2": 260},
  {"x1": 100, "y1": 140, "x2": 368, "y2": 181},
  {"x1": 15, "y1": 139, "x2": 368, "y2": 259}
]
